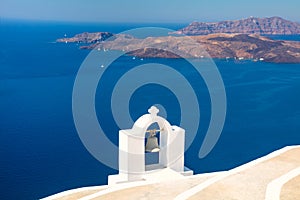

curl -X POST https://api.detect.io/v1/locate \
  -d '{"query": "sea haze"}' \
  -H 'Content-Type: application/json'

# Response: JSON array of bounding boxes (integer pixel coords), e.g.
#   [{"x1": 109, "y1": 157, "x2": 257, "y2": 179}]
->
[{"x1": 0, "y1": 20, "x2": 300, "y2": 200}]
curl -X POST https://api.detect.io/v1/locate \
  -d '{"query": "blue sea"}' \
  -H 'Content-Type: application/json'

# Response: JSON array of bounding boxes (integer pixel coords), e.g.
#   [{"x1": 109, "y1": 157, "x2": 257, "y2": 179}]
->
[{"x1": 1, "y1": 19, "x2": 300, "y2": 200}]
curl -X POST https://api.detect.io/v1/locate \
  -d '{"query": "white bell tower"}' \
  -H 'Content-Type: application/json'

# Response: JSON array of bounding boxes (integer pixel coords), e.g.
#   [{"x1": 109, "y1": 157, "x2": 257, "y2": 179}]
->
[{"x1": 108, "y1": 106, "x2": 193, "y2": 184}]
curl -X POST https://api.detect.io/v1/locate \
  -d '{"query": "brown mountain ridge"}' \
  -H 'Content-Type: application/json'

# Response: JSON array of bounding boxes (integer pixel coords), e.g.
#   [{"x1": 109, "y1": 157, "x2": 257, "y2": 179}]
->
[{"x1": 174, "y1": 16, "x2": 300, "y2": 35}]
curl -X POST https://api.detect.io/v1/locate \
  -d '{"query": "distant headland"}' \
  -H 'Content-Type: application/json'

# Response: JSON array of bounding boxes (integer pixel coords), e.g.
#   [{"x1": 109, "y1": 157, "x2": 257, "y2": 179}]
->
[
  {"x1": 57, "y1": 17, "x2": 300, "y2": 63},
  {"x1": 174, "y1": 16, "x2": 300, "y2": 35}
]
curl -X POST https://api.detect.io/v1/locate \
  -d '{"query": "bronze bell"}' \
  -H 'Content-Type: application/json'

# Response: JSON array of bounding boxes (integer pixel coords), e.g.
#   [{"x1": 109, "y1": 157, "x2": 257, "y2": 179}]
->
[{"x1": 145, "y1": 130, "x2": 160, "y2": 153}]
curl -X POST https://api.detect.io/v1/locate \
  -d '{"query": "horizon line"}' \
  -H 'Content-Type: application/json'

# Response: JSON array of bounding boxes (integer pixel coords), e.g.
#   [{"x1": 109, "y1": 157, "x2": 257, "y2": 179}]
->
[{"x1": 1, "y1": 16, "x2": 299, "y2": 25}]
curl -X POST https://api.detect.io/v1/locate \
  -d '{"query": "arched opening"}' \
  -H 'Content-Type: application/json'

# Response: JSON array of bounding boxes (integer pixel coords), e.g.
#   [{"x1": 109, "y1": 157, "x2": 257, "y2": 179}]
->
[{"x1": 145, "y1": 122, "x2": 161, "y2": 170}]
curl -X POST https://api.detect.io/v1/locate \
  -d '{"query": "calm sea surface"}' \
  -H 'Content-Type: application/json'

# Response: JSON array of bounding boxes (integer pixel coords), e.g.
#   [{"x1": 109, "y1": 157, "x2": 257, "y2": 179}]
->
[{"x1": 1, "y1": 20, "x2": 300, "y2": 200}]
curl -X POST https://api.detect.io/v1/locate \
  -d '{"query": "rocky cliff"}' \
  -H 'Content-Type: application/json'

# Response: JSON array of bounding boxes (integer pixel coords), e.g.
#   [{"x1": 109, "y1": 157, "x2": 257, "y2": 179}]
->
[
  {"x1": 175, "y1": 17, "x2": 300, "y2": 35},
  {"x1": 56, "y1": 32, "x2": 114, "y2": 43}
]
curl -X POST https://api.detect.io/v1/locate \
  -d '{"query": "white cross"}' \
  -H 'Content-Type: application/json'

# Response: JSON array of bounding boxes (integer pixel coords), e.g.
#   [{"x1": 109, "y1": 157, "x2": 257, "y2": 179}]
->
[{"x1": 148, "y1": 106, "x2": 159, "y2": 116}]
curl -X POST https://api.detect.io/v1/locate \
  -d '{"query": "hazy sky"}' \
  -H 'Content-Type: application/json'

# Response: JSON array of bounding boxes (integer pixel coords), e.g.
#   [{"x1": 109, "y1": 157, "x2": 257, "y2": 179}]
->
[{"x1": 1, "y1": 0, "x2": 299, "y2": 23}]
